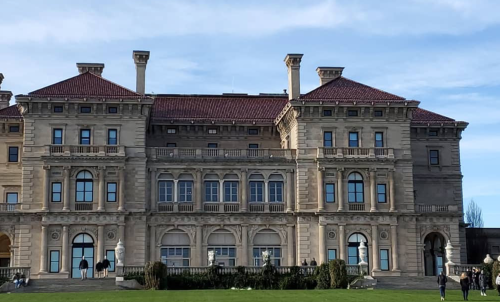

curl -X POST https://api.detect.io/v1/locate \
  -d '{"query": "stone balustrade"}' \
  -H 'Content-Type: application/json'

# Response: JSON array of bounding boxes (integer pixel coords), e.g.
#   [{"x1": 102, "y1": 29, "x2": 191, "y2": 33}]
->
[
  {"x1": 0, "y1": 267, "x2": 31, "y2": 279},
  {"x1": 317, "y1": 147, "x2": 394, "y2": 159},
  {"x1": 46, "y1": 145, "x2": 125, "y2": 157},
  {"x1": 148, "y1": 147, "x2": 295, "y2": 160},
  {"x1": 416, "y1": 204, "x2": 458, "y2": 213},
  {"x1": 0, "y1": 203, "x2": 21, "y2": 212}
]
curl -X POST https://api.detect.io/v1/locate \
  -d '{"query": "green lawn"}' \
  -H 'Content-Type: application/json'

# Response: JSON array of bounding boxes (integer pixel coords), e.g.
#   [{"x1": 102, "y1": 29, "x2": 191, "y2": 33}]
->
[{"x1": 3, "y1": 290, "x2": 500, "y2": 302}]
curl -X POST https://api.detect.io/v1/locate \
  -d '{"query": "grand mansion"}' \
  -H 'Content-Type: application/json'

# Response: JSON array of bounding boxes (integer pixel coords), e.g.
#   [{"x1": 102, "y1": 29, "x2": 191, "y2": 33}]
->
[{"x1": 0, "y1": 51, "x2": 468, "y2": 279}]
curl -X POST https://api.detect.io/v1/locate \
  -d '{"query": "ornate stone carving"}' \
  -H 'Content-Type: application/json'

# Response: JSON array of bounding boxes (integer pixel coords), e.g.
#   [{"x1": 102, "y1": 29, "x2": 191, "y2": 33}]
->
[
  {"x1": 379, "y1": 230, "x2": 389, "y2": 240},
  {"x1": 69, "y1": 226, "x2": 98, "y2": 239},
  {"x1": 328, "y1": 230, "x2": 337, "y2": 240},
  {"x1": 50, "y1": 229, "x2": 61, "y2": 241},
  {"x1": 419, "y1": 224, "x2": 451, "y2": 239}
]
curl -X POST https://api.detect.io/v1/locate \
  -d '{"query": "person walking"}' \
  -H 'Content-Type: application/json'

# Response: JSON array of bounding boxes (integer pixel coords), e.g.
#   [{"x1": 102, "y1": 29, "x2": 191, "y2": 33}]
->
[
  {"x1": 102, "y1": 256, "x2": 111, "y2": 278},
  {"x1": 474, "y1": 268, "x2": 480, "y2": 291},
  {"x1": 495, "y1": 273, "x2": 500, "y2": 296},
  {"x1": 479, "y1": 270, "x2": 487, "y2": 296},
  {"x1": 460, "y1": 272, "x2": 470, "y2": 301},
  {"x1": 437, "y1": 270, "x2": 448, "y2": 301},
  {"x1": 95, "y1": 261, "x2": 104, "y2": 279},
  {"x1": 79, "y1": 256, "x2": 89, "y2": 280}
]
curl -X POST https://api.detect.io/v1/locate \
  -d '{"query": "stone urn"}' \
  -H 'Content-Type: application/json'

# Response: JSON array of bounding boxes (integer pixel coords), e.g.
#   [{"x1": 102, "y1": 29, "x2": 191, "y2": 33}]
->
[
  {"x1": 115, "y1": 239, "x2": 125, "y2": 265},
  {"x1": 445, "y1": 240, "x2": 454, "y2": 264},
  {"x1": 208, "y1": 250, "x2": 216, "y2": 266},
  {"x1": 498, "y1": 255, "x2": 500, "y2": 262},
  {"x1": 484, "y1": 254, "x2": 494, "y2": 265},
  {"x1": 358, "y1": 241, "x2": 368, "y2": 265}
]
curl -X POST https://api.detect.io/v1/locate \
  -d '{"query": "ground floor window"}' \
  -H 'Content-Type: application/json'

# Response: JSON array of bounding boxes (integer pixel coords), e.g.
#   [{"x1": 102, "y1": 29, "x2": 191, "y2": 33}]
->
[
  {"x1": 380, "y1": 249, "x2": 389, "y2": 271},
  {"x1": 106, "y1": 250, "x2": 116, "y2": 272},
  {"x1": 161, "y1": 247, "x2": 190, "y2": 267},
  {"x1": 253, "y1": 247, "x2": 281, "y2": 266},
  {"x1": 50, "y1": 250, "x2": 60, "y2": 273},
  {"x1": 328, "y1": 249, "x2": 337, "y2": 261},
  {"x1": 207, "y1": 247, "x2": 236, "y2": 266}
]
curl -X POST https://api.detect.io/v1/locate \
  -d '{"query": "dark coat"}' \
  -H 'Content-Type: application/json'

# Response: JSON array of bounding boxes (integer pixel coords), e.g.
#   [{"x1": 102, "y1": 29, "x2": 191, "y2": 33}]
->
[
  {"x1": 96, "y1": 262, "x2": 104, "y2": 272},
  {"x1": 479, "y1": 273, "x2": 487, "y2": 288},
  {"x1": 437, "y1": 274, "x2": 448, "y2": 286},
  {"x1": 460, "y1": 278, "x2": 470, "y2": 290},
  {"x1": 102, "y1": 259, "x2": 110, "y2": 268},
  {"x1": 79, "y1": 259, "x2": 89, "y2": 269},
  {"x1": 310, "y1": 260, "x2": 317, "y2": 266}
]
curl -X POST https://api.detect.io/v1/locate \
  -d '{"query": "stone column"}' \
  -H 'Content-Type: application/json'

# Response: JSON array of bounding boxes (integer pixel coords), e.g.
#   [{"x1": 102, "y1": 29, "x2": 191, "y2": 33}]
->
[
  {"x1": 241, "y1": 170, "x2": 247, "y2": 212},
  {"x1": 286, "y1": 170, "x2": 294, "y2": 212},
  {"x1": 319, "y1": 223, "x2": 326, "y2": 264},
  {"x1": 118, "y1": 167, "x2": 125, "y2": 211},
  {"x1": 195, "y1": 169, "x2": 203, "y2": 212},
  {"x1": 42, "y1": 166, "x2": 50, "y2": 211},
  {"x1": 371, "y1": 225, "x2": 380, "y2": 272},
  {"x1": 150, "y1": 225, "x2": 156, "y2": 262},
  {"x1": 196, "y1": 225, "x2": 203, "y2": 266},
  {"x1": 389, "y1": 170, "x2": 396, "y2": 212},
  {"x1": 218, "y1": 180, "x2": 223, "y2": 203},
  {"x1": 370, "y1": 170, "x2": 377, "y2": 212},
  {"x1": 97, "y1": 225, "x2": 104, "y2": 262},
  {"x1": 40, "y1": 225, "x2": 48, "y2": 273},
  {"x1": 264, "y1": 181, "x2": 269, "y2": 203},
  {"x1": 317, "y1": 168, "x2": 324, "y2": 211},
  {"x1": 241, "y1": 224, "x2": 248, "y2": 266},
  {"x1": 61, "y1": 225, "x2": 69, "y2": 273},
  {"x1": 174, "y1": 180, "x2": 180, "y2": 203},
  {"x1": 337, "y1": 169, "x2": 344, "y2": 211},
  {"x1": 98, "y1": 168, "x2": 105, "y2": 211},
  {"x1": 150, "y1": 168, "x2": 157, "y2": 212},
  {"x1": 338, "y1": 224, "x2": 346, "y2": 261},
  {"x1": 287, "y1": 224, "x2": 295, "y2": 266},
  {"x1": 391, "y1": 225, "x2": 400, "y2": 271},
  {"x1": 63, "y1": 167, "x2": 70, "y2": 211}
]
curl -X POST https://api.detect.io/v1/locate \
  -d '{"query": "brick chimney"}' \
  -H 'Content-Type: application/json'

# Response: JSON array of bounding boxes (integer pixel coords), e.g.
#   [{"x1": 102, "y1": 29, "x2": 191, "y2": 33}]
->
[
  {"x1": 76, "y1": 63, "x2": 105, "y2": 76},
  {"x1": 284, "y1": 54, "x2": 303, "y2": 100},
  {"x1": 132, "y1": 50, "x2": 150, "y2": 95},
  {"x1": 316, "y1": 67, "x2": 344, "y2": 86},
  {"x1": 0, "y1": 73, "x2": 13, "y2": 110}
]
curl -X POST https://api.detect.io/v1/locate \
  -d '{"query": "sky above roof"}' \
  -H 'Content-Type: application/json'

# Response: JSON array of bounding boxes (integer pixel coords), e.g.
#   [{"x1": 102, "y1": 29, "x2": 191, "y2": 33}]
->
[{"x1": 1, "y1": 0, "x2": 499, "y2": 226}]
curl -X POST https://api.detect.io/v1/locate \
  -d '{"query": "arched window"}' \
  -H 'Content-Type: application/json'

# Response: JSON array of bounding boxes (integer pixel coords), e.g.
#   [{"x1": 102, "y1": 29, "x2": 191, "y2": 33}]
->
[
  {"x1": 253, "y1": 229, "x2": 282, "y2": 266},
  {"x1": 223, "y1": 174, "x2": 239, "y2": 203},
  {"x1": 73, "y1": 233, "x2": 94, "y2": 244},
  {"x1": 348, "y1": 233, "x2": 368, "y2": 265},
  {"x1": 348, "y1": 173, "x2": 364, "y2": 203},
  {"x1": 160, "y1": 229, "x2": 191, "y2": 267},
  {"x1": 249, "y1": 174, "x2": 264, "y2": 202},
  {"x1": 76, "y1": 171, "x2": 93, "y2": 202},
  {"x1": 158, "y1": 173, "x2": 174, "y2": 203},
  {"x1": 207, "y1": 229, "x2": 236, "y2": 266}
]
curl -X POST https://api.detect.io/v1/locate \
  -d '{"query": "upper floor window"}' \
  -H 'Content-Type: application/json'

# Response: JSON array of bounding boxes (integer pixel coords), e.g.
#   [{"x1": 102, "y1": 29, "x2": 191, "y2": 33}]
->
[
  {"x1": 347, "y1": 110, "x2": 359, "y2": 117},
  {"x1": 323, "y1": 131, "x2": 333, "y2": 147},
  {"x1": 207, "y1": 143, "x2": 218, "y2": 148},
  {"x1": 51, "y1": 182, "x2": 62, "y2": 202},
  {"x1": 323, "y1": 110, "x2": 332, "y2": 116},
  {"x1": 224, "y1": 181, "x2": 238, "y2": 202},
  {"x1": 76, "y1": 171, "x2": 93, "y2": 202},
  {"x1": 349, "y1": 132, "x2": 359, "y2": 147},
  {"x1": 377, "y1": 184, "x2": 387, "y2": 203},
  {"x1": 429, "y1": 150, "x2": 440, "y2": 165},
  {"x1": 269, "y1": 181, "x2": 283, "y2": 203},
  {"x1": 250, "y1": 181, "x2": 264, "y2": 202},
  {"x1": 108, "y1": 107, "x2": 118, "y2": 114},
  {"x1": 208, "y1": 128, "x2": 217, "y2": 134},
  {"x1": 325, "y1": 183, "x2": 335, "y2": 203},
  {"x1": 9, "y1": 125, "x2": 20, "y2": 133},
  {"x1": 53, "y1": 129, "x2": 63, "y2": 145},
  {"x1": 166, "y1": 143, "x2": 177, "y2": 147},
  {"x1": 205, "y1": 181, "x2": 219, "y2": 202},
  {"x1": 53, "y1": 106, "x2": 64, "y2": 113},
  {"x1": 428, "y1": 129, "x2": 439, "y2": 137},
  {"x1": 178, "y1": 181, "x2": 193, "y2": 202},
  {"x1": 158, "y1": 181, "x2": 173, "y2": 202},
  {"x1": 248, "y1": 128, "x2": 259, "y2": 135},
  {"x1": 167, "y1": 128, "x2": 176, "y2": 134},
  {"x1": 107, "y1": 129, "x2": 118, "y2": 145},
  {"x1": 107, "y1": 182, "x2": 117, "y2": 202},
  {"x1": 348, "y1": 173, "x2": 364, "y2": 203},
  {"x1": 374, "y1": 110, "x2": 384, "y2": 117},
  {"x1": 79, "y1": 129, "x2": 91, "y2": 145},
  {"x1": 80, "y1": 106, "x2": 92, "y2": 114},
  {"x1": 6, "y1": 192, "x2": 18, "y2": 204},
  {"x1": 375, "y1": 132, "x2": 384, "y2": 147},
  {"x1": 8, "y1": 146, "x2": 19, "y2": 162},
  {"x1": 248, "y1": 144, "x2": 259, "y2": 149}
]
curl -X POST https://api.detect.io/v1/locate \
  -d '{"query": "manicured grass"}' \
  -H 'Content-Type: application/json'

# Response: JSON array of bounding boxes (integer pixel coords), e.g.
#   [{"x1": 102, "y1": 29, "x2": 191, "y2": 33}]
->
[{"x1": 4, "y1": 289, "x2": 500, "y2": 302}]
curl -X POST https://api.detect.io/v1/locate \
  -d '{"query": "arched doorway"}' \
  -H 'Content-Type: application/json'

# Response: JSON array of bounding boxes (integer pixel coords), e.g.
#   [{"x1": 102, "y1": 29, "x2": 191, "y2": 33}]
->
[
  {"x1": 348, "y1": 233, "x2": 368, "y2": 267},
  {"x1": 252, "y1": 229, "x2": 282, "y2": 266},
  {"x1": 424, "y1": 232, "x2": 446, "y2": 276},
  {"x1": 207, "y1": 229, "x2": 236, "y2": 266},
  {"x1": 72, "y1": 233, "x2": 94, "y2": 278},
  {"x1": 160, "y1": 229, "x2": 191, "y2": 267},
  {"x1": 0, "y1": 233, "x2": 11, "y2": 267}
]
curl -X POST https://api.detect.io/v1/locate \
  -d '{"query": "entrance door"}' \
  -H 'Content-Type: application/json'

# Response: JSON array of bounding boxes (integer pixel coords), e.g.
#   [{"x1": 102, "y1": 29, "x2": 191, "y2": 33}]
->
[
  {"x1": 423, "y1": 232, "x2": 446, "y2": 276},
  {"x1": 71, "y1": 234, "x2": 94, "y2": 278}
]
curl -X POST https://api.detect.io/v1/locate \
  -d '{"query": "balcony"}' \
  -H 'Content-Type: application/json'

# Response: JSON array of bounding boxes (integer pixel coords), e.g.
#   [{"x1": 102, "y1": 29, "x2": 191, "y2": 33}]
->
[
  {"x1": 75, "y1": 203, "x2": 93, "y2": 211},
  {"x1": 0, "y1": 203, "x2": 21, "y2": 212},
  {"x1": 348, "y1": 203, "x2": 366, "y2": 212},
  {"x1": 317, "y1": 147, "x2": 394, "y2": 159},
  {"x1": 416, "y1": 204, "x2": 458, "y2": 213},
  {"x1": 46, "y1": 145, "x2": 126, "y2": 157},
  {"x1": 148, "y1": 148, "x2": 295, "y2": 161},
  {"x1": 203, "y1": 202, "x2": 240, "y2": 213},
  {"x1": 249, "y1": 202, "x2": 285, "y2": 213},
  {"x1": 158, "y1": 202, "x2": 195, "y2": 213}
]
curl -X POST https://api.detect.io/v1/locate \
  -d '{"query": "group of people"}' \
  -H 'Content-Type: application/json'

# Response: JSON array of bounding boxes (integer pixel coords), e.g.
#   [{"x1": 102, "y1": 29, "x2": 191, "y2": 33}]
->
[
  {"x1": 78, "y1": 256, "x2": 111, "y2": 280},
  {"x1": 438, "y1": 268, "x2": 500, "y2": 301},
  {"x1": 11, "y1": 272, "x2": 26, "y2": 289},
  {"x1": 301, "y1": 258, "x2": 318, "y2": 266}
]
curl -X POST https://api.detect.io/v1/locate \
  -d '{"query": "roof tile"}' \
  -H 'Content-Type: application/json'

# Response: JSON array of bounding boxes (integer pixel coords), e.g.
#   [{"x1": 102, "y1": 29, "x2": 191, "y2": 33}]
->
[
  {"x1": 0, "y1": 105, "x2": 22, "y2": 119},
  {"x1": 412, "y1": 108, "x2": 456, "y2": 124}
]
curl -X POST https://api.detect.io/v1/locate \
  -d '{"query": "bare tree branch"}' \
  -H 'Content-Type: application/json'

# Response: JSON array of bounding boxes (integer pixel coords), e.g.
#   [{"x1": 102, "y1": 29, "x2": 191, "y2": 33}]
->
[{"x1": 465, "y1": 199, "x2": 484, "y2": 228}]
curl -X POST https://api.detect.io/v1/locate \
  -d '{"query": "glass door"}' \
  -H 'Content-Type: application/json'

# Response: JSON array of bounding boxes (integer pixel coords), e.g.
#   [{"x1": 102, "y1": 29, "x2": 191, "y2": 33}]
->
[{"x1": 72, "y1": 246, "x2": 94, "y2": 278}]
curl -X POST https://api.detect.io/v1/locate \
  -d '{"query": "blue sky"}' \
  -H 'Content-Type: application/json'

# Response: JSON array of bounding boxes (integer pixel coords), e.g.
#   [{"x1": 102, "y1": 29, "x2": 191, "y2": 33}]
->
[{"x1": 1, "y1": 0, "x2": 499, "y2": 226}]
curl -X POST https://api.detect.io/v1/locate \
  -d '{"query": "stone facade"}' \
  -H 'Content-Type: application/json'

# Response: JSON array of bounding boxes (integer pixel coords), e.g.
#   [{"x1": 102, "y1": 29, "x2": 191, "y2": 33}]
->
[{"x1": 0, "y1": 52, "x2": 468, "y2": 278}]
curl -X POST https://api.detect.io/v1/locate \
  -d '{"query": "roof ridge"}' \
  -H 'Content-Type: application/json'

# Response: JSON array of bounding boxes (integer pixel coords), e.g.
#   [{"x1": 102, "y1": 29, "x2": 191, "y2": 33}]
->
[{"x1": 339, "y1": 76, "x2": 406, "y2": 100}]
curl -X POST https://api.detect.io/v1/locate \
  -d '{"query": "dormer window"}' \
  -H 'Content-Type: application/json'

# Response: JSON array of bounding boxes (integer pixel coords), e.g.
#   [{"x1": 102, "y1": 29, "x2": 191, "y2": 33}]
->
[
  {"x1": 347, "y1": 110, "x2": 359, "y2": 117},
  {"x1": 80, "y1": 106, "x2": 91, "y2": 114}
]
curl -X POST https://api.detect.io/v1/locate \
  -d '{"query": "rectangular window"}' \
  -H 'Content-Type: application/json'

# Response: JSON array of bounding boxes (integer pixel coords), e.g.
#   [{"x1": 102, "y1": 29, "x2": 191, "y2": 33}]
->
[
  {"x1": 9, "y1": 125, "x2": 20, "y2": 133},
  {"x1": 375, "y1": 132, "x2": 384, "y2": 147},
  {"x1": 80, "y1": 106, "x2": 92, "y2": 113},
  {"x1": 323, "y1": 131, "x2": 333, "y2": 147},
  {"x1": 328, "y1": 249, "x2": 337, "y2": 261},
  {"x1": 250, "y1": 182, "x2": 264, "y2": 202},
  {"x1": 428, "y1": 129, "x2": 439, "y2": 137},
  {"x1": 349, "y1": 132, "x2": 359, "y2": 147},
  {"x1": 429, "y1": 150, "x2": 440, "y2": 165},
  {"x1": 205, "y1": 181, "x2": 218, "y2": 202},
  {"x1": 208, "y1": 128, "x2": 217, "y2": 134},
  {"x1": 161, "y1": 247, "x2": 190, "y2": 267},
  {"x1": 380, "y1": 249, "x2": 390, "y2": 271},
  {"x1": 347, "y1": 110, "x2": 359, "y2": 117},
  {"x1": 253, "y1": 247, "x2": 281, "y2": 267},
  {"x1": 374, "y1": 110, "x2": 383, "y2": 117},
  {"x1": 158, "y1": 181, "x2": 173, "y2": 202},
  {"x1": 377, "y1": 184, "x2": 387, "y2": 203},
  {"x1": 323, "y1": 110, "x2": 332, "y2": 116},
  {"x1": 107, "y1": 182, "x2": 117, "y2": 202},
  {"x1": 6, "y1": 193, "x2": 18, "y2": 204},
  {"x1": 248, "y1": 128, "x2": 259, "y2": 135},
  {"x1": 167, "y1": 128, "x2": 176, "y2": 134},
  {"x1": 166, "y1": 143, "x2": 177, "y2": 147},
  {"x1": 50, "y1": 250, "x2": 60, "y2": 273},
  {"x1": 207, "y1": 143, "x2": 218, "y2": 148},
  {"x1": 325, "y1": 183, "x2": 335, "y2": 203},
  {"x1": 269, "y1": 182, "x2": 283, "y2": 202},
  {"x1": 53, "y1": 128, "x2": 63, "y2": 145},
  {"x1": 52, "y1": 182, "x2": 62, "y2": 202},
  {"x1": 53, "y1": 106, "x2": 63, "y2": 113},
  {"x1": 248, "y1": 144, "x2": 259, "y2": 149},
  {"x1": 79, "y1": 129, "x2": 91, "y2": 145},
  {"x1": 108, "y1": 107, "x2": 118, "y2": 114},
  {"x1": 8, "y1": 146, "x2": 19, "y2": 162},
  {"x1": 178, "y1": 181, "x2": 193, "y2": 202},
  {"x1": 106, "y1": 250, "x2": 116, "y2": 272},
  {"x1": 107, "y1": 129, "x2": 118, "y2": 145},
  {"x1": 224, "y1": 181, "x2": 238, "y2": 202}
]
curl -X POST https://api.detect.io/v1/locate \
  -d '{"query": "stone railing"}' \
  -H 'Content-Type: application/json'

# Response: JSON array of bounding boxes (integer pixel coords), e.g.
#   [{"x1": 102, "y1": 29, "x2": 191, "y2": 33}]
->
[
  {"x1": 74, "y1": 203, "x2": 93, "y2": 211},
  {"x1": 157, "y1": 202, "x2": 194, "y2": 213},
  {"x1": 46, "y1": 145, "x2": 125, "y2": 157},
  {"x1": 203, "y1": 202, "x2": 240, "y2": 213},
  {"x1": 416, "y1": 204, "x2": 458, "y2": 213},
  {"x1": 0, "y1": 267, "x2": 31, "y2": 279},
  {"x1": 317, "y1": 147, "x2": 394, "y2": 159},
  {"x1": 346, "y1": 265, "x2": 361, "y2": 276},
  {"x1": 348, "y1": 203, "x2": 366, "y2": 212},
  {"x1": 248, "y1": 202, "x2": 285, "y2": 213},
  {"x1": 148, "y1": 148, "x2": 295, "y2": 160},
  {"x1": 0, "y1": 203, "x2": 21, "y2": 212}
]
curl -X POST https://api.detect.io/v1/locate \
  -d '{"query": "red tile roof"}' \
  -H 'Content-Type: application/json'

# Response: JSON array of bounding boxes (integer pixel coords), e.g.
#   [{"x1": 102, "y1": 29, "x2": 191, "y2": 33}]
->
[
  {"x1": 152, "y1": 95, "x2": 288, "y2": 123},
  {"x1": 301, "y1": 76, "x2": 407, "y2": 102},
  {"x1": 18, "y1": 72, "x2": 142, "y2": 99},
  {"x1": 0, "y1": 105, "x2": 22, "y2": 119},
  {"x1": 412, "y1": 108, "x2": 456, "y2": 124}
]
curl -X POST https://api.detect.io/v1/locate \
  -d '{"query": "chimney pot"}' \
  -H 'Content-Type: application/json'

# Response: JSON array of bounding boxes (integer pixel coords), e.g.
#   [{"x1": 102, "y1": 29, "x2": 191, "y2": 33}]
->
[
  {"x1": 76, "y1": 63, "x2": 105, "y2": 76},
  {"x1": 316, "y1": 67, "x2": 344, "y2": 86},
  {"x1": 284, "y1": 54, "x2": 303, "y2": 100},
  {"x1": 133, "y1": 50, "x2": 150, "y2": 95},
  {"x1": 0, "y1": 73, "x2": 4, "y2": 89}
]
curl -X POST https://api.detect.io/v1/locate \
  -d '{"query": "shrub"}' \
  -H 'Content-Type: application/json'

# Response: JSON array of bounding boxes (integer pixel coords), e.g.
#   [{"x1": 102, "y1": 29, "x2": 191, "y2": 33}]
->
[
  {"x1": 144, "y1": 261, "x2": 168, "y2": 290},
  {"x1": 481, "y1": 262, "x2": 493, "y2": 289},
  {"x1": 329, "y1": 259, "x2": 348, "y2": 289},
  {"x1": 124, "y1": 272, "x2": 145, "y2": 285},
  {"x1": 492, "y1": 261, "x2": 500, "y2": 289},
  {"x1": 316, "y1": 263, "x2": 331, "y2": 289}
]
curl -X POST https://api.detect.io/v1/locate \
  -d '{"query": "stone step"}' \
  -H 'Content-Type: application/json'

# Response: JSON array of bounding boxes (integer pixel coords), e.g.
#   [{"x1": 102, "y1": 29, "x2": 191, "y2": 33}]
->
[
  {"x1": 12, "y1": 278, "x2": 121, "y2": 293},
  {"x1": 376, "y1": 276, "x2": 461, "y2": 290}
]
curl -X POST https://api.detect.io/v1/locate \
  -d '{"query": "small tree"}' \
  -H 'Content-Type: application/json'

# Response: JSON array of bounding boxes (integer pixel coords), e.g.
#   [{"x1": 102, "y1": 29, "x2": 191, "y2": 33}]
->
[
  {"x1": 329, "y1": 259, "x2": 348, "y2": 289},
  {"x1": 465, "y1": 199, "x2": 484, "y2": 228}
]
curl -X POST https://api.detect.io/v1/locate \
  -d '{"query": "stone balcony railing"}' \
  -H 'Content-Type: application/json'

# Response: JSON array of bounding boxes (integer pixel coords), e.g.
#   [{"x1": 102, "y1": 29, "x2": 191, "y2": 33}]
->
[
  {"x1": 317, "y1": 147, "x2": 394, "y2": 159},
  {"x1": 415, "y1": 204, "x2": 459, "y2": 213},
  {"x1": 75, "y1": 202, "x2": 94, "y2": 211},
  {"x1": 249, "y1": 202, "x2": 285, "y2": 213},
  {"x1": 148, "y1": 148, "x2": 295, "y2": 160},
  {"x1": 348, "y1": 203, "x2": 366, "y2": 212},
  {"x1": 156, "y1": 202, "x2": 286, "y2": 213},
  {"x1": 158, "y1": 202, "x2": 195, "y2": 212},
  {"x1": 0, "y1": 203, "x2": 21, "y2": 212},
  {"x1": 46, "y1": 145, "x2": 126, "y2": 157}
]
